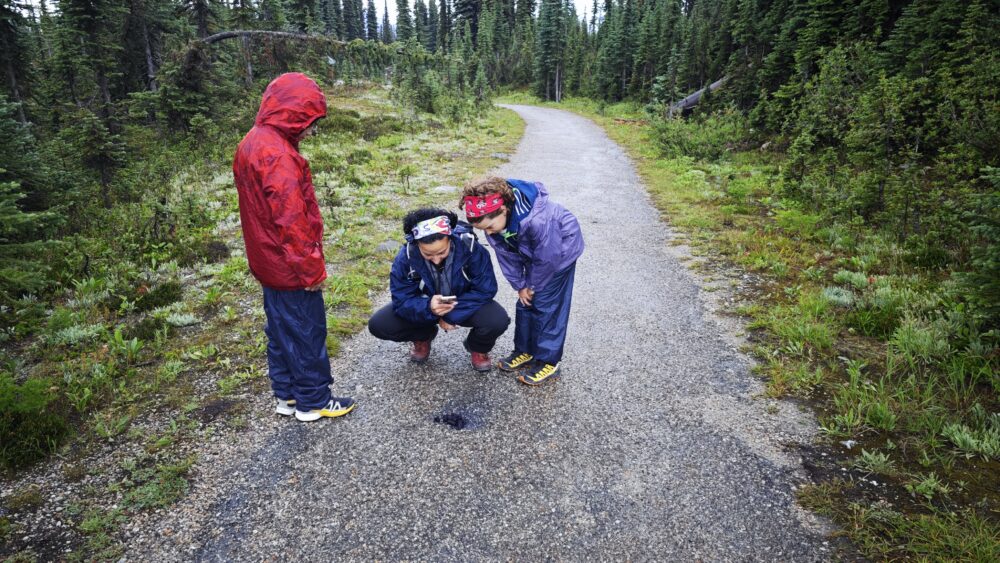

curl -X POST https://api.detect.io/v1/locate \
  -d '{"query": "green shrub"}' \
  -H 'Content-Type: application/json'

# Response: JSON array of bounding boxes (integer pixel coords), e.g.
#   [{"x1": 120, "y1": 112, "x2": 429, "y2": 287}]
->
[
  {"x1": 174, "y1": 237, "x2": 230, "y2": 267},
  {"x1": 134, "y1": 280, "x2": 184, "y2": 312},
  {"x1": 775, "y1": 208, "x2": 822, "y2": 239},
  {"x1": 358, "y1": 115, "x2": 406, "y2": 141},
  {"x1": 0, "y1": 374, "x2": 69, "y2": 469},
  {"x1": 653, "y1": 106, "x2": 749, "y2": 161},
  {"x1": 323, "y1": 114, "x2": 360, "y2": 135},
  {"x1": 48, "y1": 323, "x2": 106, "y2": 348},
  {"x1": 821, "y1": 287, "x2": 855, "y2": 308},
  {"x1": 957, "y1": 170, "x2": 1000, "y2": 330},
  {"x1": 125, "y1": 315, "x2": 168, "y2": 341}
]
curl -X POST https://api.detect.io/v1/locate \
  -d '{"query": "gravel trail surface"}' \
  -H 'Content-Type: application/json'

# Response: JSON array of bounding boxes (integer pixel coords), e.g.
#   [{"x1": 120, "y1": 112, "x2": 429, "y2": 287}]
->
[{"x1": 126, "y1": 104, "x2": 831, "y2": 561}]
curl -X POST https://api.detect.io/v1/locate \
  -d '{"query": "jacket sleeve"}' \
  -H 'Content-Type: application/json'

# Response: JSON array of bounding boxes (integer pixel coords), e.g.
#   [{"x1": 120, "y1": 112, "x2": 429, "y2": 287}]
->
[
  {"x1": 489, "y1": 237, "x2": 528, "y2": 291},
  {"x1": 443, "y1": 243, "x2": 498, "y2": 325},
  {"x1": 261, "y1": 153, "x2": 326, "y2": 287},
  {"x1": 389, "y1": 247, "x2": 437, "y2": 324},
  {"x1": 523, "y1": 216, "x2": 564, "y2": 292}
]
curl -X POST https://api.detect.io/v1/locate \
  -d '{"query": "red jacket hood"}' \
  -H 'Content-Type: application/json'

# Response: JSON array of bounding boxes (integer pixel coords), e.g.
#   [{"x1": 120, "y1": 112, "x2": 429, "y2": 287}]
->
[{"x1": 254, "y1": 73, "x2": 327, "y2": 142}]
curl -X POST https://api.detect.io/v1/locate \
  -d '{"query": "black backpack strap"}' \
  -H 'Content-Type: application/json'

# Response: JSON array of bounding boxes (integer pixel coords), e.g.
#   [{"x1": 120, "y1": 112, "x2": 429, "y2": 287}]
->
[
  {"x1": 459, "y1": 233, "x2": 477, "y2": 281},
  {"x1": 404, "y1": 242, "x2": 426, "y2": 290}
]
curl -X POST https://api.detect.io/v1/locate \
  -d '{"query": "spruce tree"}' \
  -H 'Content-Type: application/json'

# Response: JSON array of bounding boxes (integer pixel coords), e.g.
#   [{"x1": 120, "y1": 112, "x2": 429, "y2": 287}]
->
[
  {"x1": 366, "y1": 0, "x2": 379, "y2": 40},
  {"x1": 124, "y1": 0, "x2": 176, "y2": 94},
  {"x1": 342, "y1": 0, "x2": 362, "y2": 39},
  {"x1": 427, "y1": 0, "x2": 439, "y2": 50},
  {"x1": 183, "y1": 0, "x2": 215, "y2": 38},
  {"x1": 414, "y1": 0, "x2": 428, "y2": 47},
  {"x1": 436, "y1": 0, "x2": 450, "y2": 51},
  {"x1": 319, "y1": 0, "x2": 342, "y2": 36},
  {"x1": 396, "y1": 0, "x2": 413, "y2": 40},
  {"x1": 381, "y1": 0, "x2": 394, "y2": 41},
  {"x1": 534, "y1": 0, "x2": 565, "y2": 100},
  {"x1": 453, "y1": 0, "x2": 481, "y2": 41},
  {"x1": 0, "y1": 1, "x2": 29, "y2": 124},
  {"x1": 259, "y1": 0, "x2": 289, "y2": 30}
]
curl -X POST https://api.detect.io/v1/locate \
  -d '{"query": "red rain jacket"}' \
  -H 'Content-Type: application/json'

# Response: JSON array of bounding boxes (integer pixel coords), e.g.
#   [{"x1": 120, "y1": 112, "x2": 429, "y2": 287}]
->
[{"x1": 233, "y1": 73, "x2": 328, "y2": 290}]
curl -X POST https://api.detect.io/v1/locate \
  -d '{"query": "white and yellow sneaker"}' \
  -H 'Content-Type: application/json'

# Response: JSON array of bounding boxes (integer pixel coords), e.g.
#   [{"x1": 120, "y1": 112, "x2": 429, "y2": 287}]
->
[
  {"x1": 294, "y1": 397, "x2": 356, "y2": 422},
  {"x1": 275, "y1": 398, "x2": 297, "y2": 416}
]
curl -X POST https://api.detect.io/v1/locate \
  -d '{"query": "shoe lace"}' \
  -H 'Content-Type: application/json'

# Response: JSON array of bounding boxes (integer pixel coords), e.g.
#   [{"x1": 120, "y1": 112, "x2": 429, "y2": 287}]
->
[
  {"x1": 510, "y1": 352, "x2": 531, "y2": 365},
  {"x1": 531, "y1": 364, "x2": 556, "y2": 380}
]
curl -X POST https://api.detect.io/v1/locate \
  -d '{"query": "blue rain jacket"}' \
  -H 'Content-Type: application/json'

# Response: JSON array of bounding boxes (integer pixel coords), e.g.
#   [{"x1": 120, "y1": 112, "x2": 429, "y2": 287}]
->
[{"x1": 389, "y1": 225, "x2": 499, "y2": 326}]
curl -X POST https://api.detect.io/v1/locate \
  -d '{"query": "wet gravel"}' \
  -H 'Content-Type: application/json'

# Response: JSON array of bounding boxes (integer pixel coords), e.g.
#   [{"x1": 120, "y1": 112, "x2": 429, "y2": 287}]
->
[{"x1": 123, "y1": 104, "x2": 833, "y2": 560}]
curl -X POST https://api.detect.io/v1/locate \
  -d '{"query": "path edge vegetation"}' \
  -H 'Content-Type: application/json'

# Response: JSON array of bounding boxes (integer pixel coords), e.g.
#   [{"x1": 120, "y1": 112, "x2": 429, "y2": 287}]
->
[{"x1": 494, "y1": 92, "x2": 1000, "y2": 562}]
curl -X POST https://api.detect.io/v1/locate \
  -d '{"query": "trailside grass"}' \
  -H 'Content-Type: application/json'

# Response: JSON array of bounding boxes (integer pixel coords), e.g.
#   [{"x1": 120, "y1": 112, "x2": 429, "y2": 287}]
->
[{"x1": 494, "y1": 91, "x2": 1000, "y2": 561}]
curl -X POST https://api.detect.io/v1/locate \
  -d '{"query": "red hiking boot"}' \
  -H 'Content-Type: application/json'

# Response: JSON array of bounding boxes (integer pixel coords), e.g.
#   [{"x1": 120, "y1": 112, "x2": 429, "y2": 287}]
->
[
  {"x1": 470, "y1": 351, "x2": 492, "y2": 372},
  {"x1": 410, "y1": 340, "x2": 431, "y2": 363}
]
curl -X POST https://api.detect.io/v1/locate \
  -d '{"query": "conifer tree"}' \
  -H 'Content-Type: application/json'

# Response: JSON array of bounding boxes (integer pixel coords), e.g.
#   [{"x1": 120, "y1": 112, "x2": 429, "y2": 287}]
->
[
  {"x1": 124, "y1": 0, "x2": 176, "y2": 94},
  {"x1": 436, "y1": 0, "x2": 450, "y2": 51},
  {"x1": 534, "y1": 0, "x2": 565, "y2": 100},
  {"x1": 342, "y1": 0, "x2": 363, "y2": 39},
  {"x1": 453, "y1": 0, "x2": 481, "y2": 40},
  {"x1": 396, "y1": 0, "x2": 413, "y2": 40},
  {"x1": 0, "y1": 1, "x2": 29, "y2": 124},
  {"x1": 414, "y1": 0, "x2": 429, "y2": 47},
  {"x1": 319, "y1": 0, "x2": 342, "y2": 36},
  {"x1": 427, "y1": 0, "x2": 439, "y2": 50},
  {"x1": 259, "y1": 0, "x2": 289, "y2": 30},
  {"x1": 381, "y1": 0, "x2": 394, "y2": 41},
  {"x1": 366, "y1": 0, "x2": 379, "y2": 40}
]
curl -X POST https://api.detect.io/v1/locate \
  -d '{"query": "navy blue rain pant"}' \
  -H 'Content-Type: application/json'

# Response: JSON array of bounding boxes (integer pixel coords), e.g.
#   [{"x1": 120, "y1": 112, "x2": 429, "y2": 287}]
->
[
  {"x1": 368, "y1": 300, "x2": 510, "y2": 353},
  {"x1": 515, "y1": 262, "x2": 577, "y2": 365},
  {"x1": 262, "y1": 287, "x2": 333, "y2": 410}
]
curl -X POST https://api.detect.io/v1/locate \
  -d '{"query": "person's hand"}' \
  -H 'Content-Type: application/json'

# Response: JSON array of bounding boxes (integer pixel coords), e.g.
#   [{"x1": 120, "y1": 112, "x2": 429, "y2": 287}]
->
[
  {"x1": 438, "y1": 318, "x2": 457, "y2": 332},
  {"x1": 305, "y1": 280, "x2": 325, "y2": 292},
  {"x1": 518, "y1": 287, "x2": 534, "y2": 307},
  {"x1": 430, "y1": 295, "x2": 457, "y2": 316}
]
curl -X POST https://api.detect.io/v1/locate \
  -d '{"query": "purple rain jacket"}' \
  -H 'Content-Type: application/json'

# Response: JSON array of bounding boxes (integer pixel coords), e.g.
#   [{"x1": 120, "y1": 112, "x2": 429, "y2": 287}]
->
[{"x1": 485, "y1": 180, "x2": 585, "y2": 292}]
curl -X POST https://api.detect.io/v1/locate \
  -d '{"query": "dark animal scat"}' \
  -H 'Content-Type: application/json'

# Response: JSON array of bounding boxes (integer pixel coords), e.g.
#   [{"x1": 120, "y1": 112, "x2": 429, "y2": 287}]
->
[{"x1": 433, "y1": 413, "x2": 467, "y2": 430}]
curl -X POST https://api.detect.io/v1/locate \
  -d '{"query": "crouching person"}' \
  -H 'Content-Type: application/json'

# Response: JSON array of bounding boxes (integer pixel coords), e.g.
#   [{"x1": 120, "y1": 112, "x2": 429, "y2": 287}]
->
[{"x1": 368, "y1": 208, "x2": 510, "y2": 371}]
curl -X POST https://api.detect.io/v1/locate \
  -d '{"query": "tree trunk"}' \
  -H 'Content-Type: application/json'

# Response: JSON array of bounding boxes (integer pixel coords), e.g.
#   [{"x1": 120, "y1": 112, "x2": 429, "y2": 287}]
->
[
  {"x1": 142, "y1": 20, "x2": 158, "y2": 92},
  {"x1": 555, "y1": 64, "x2": 561, "y2": 103},
  {"x1": 241, "y1": 34, "x2": 253, "y2": 87},
  {"x1": 669, "y1": 74, "x2": 728, "y2": 116}
]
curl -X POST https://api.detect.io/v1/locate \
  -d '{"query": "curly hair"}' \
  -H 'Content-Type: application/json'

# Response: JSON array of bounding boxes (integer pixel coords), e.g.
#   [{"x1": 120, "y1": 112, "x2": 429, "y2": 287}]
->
[
  {"x1": 402, "y1": 207, "x2": 457, "y2": 244},
  {"x1": 459, "y1": 176, "x2": 514, "y2": 223}
]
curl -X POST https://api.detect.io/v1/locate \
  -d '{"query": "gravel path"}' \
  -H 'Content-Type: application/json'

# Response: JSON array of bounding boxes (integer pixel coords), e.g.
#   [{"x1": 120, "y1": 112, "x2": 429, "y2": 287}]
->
[{"x1": 126, "y1": 104, "x2": 832, "y2": 561}]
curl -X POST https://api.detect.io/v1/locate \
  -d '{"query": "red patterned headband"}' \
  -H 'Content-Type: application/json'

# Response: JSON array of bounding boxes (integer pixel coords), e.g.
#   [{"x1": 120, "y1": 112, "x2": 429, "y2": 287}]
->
[{"x1": 463, "y1": 193, "x2": 505, "y2": 218}]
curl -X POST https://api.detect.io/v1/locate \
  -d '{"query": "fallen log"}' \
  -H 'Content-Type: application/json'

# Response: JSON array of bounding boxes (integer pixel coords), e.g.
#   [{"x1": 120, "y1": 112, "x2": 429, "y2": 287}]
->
[
  {"x1": 199, "y1": 30, "x2": 347, "y2": 47},
  {"x1": 668, "y1": 75, "x2": 728, "y2": 117}
]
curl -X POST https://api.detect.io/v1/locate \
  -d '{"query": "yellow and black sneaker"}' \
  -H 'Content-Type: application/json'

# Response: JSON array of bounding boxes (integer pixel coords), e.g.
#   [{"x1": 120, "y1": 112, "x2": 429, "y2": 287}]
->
[
  {"x1": 294, "y1": 397, "x2": 356, "y2": 422},
  {"x1": 518, "y1": 362, "x2": 560, "y2": 386},
  {"x1": 497, "y1": 351, "x2": 533, "y2": 372}
]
